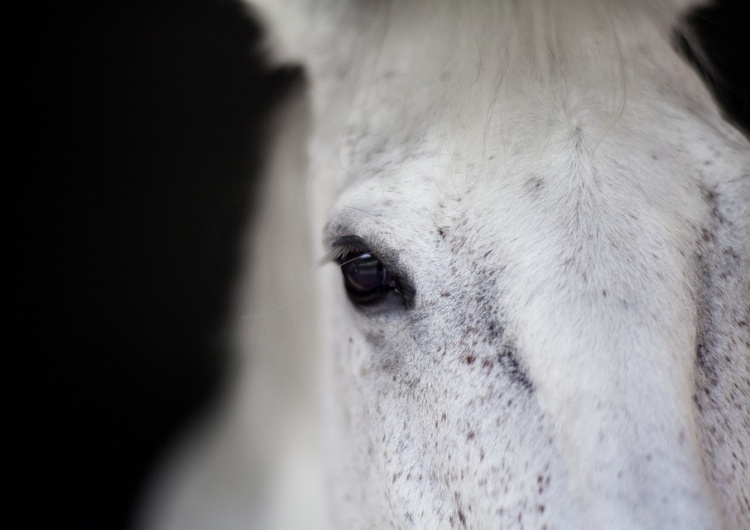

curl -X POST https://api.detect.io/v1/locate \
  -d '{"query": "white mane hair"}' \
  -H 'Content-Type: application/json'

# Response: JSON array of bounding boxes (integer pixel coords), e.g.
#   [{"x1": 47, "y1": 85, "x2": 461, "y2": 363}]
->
[
  {"x1": 252, "y1": 0, "x2": 717, "y2": 165},
  {"x1": 135, "y1": 1, "x2": 749, "y2": 529}
]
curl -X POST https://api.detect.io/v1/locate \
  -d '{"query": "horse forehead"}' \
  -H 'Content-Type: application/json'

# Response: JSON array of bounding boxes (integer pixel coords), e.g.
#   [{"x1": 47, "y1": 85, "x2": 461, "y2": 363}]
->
[
  {"x1": 338, "y1": 113, "x2": 704, "y2": 232},
  {"x1": 336, "y1": 69, "x2": 701, "y2": 197}
]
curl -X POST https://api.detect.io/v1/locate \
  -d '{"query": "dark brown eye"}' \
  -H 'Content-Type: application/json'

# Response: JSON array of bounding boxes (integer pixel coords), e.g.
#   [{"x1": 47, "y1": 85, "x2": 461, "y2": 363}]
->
[{"x1": 338, "y1": 252, "x2": 397, "y2": 305}]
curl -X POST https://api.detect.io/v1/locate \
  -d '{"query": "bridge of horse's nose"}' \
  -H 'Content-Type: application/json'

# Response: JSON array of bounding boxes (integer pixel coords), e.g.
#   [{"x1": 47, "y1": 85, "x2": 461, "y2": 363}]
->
[
  {"x1": 519, "y1": 314, "x2": 725, "y2": 529},
  {"x1": 552, "y1": 402, "x2": 722, "y2": 529},
  {"x1": 505, "y1": 259, "x2": 725, "y2": 528}
]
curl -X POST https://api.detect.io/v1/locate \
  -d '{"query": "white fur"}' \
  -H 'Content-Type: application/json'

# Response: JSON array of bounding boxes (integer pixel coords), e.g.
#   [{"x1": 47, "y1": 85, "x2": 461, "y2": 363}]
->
[{"x1": 135, "y1": 1, "x2": 750, "y2": 529}]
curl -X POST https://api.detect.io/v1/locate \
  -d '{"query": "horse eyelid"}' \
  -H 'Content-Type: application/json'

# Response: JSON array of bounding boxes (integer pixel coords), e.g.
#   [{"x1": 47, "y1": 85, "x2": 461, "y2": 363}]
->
[
  {"x1": 325, "y1": 235, "x2": 370, "y2": 262},
  {"x1": 327, "y1": 236, "x2": 398, "y2": 272}
]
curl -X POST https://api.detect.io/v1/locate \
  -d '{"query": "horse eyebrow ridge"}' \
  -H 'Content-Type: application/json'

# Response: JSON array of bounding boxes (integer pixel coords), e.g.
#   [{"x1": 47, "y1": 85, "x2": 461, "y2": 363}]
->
[{"x1": 326, "y1": 235, "x2": 402, "y2": 274}]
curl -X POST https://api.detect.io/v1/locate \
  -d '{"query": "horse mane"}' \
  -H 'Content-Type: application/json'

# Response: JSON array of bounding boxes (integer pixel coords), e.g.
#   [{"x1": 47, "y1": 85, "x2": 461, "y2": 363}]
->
[{"x1": 248, "y1": 0, "x2": 712, "y2": 98}]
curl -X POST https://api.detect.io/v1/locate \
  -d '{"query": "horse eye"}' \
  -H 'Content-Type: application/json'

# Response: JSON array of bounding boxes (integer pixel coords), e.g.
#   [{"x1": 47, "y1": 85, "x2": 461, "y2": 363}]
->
[{"x1": 338, "y1": 252, "x2": 397, "y2": 305}]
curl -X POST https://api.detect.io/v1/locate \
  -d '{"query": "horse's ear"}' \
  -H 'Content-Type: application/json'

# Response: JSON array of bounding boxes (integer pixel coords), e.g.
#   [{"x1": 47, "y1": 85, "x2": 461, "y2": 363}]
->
[
  {"x1": 243, "y1": 0, "x2": 325, "y2": 65},
  {"x1": 668, "y1": 0, "x2": 712, "y2": 12},
  {"x1": 629, "y1": 0, "x2": 713, "y2": 30},
  {"x1": 661, "y1": 0, "x2": 704, "y2": 9},
  {"x1": 663, "y1": 0, "x2": 715, "y2": 24}
]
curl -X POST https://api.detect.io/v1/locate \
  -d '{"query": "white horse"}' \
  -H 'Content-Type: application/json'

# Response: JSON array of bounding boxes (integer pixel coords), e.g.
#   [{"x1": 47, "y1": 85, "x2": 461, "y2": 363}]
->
[{"x1": 135, "y1": 1, "x2": 749, "y2": 529}]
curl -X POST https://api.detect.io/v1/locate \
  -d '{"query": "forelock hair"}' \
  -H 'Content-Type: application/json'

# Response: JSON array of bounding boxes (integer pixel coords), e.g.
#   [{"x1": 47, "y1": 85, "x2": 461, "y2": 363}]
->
[{"x1": 250, "y1": 0, "x2": 713, "y2": 179}]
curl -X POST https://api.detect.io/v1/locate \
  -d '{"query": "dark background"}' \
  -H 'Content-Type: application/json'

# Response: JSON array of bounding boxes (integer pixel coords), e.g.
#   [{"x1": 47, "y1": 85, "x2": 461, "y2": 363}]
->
[{"x1": 20, "y1": 0, "x2": 748, "y2": 529}]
